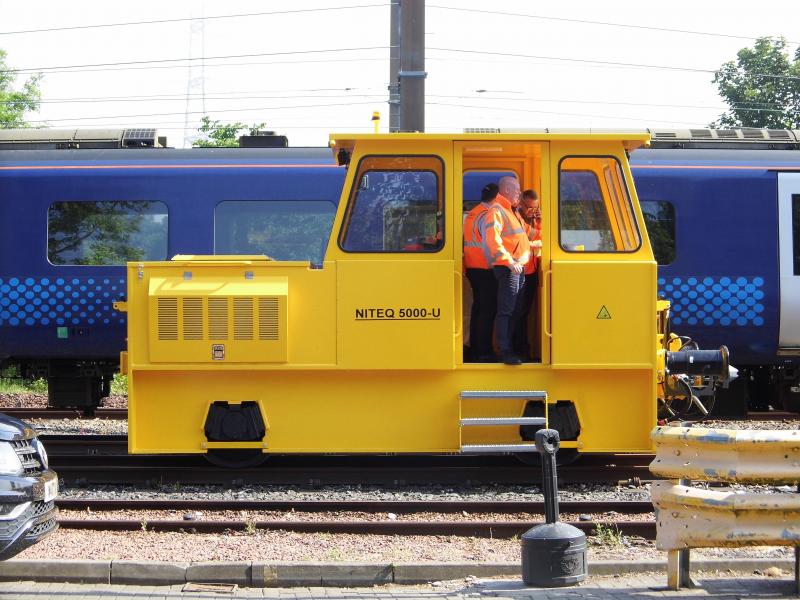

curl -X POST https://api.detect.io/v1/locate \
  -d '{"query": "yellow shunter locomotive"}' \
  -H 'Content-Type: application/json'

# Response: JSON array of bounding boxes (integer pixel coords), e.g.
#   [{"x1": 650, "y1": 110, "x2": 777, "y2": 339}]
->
[{"x1": 116, "y1": 131, "x2": 729, "y2": 462}]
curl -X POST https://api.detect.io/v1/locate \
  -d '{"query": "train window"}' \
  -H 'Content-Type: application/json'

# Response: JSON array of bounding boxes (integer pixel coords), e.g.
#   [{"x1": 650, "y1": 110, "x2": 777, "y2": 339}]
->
[
  {"x1": 462, "y1": 170, "x2": 517, "y2": 212},
  {"x1": 793, "y1": 195, "x2": 800, "y2": 275},
  {"x1": 48, "y1": 201, "x2": 168, "y2": 266},
  {"x1": 339, "y1": 155, "x2": 444, "y2": 253},
  {"x1": 641, "y1": 201, "x2": 676, "y2": 265},
  {"x1": 215, "y1": 200, "x2": 336, "y2": 264},
  {"x1": 559, "y1": 157, "x2": 641, "y2": 253}
]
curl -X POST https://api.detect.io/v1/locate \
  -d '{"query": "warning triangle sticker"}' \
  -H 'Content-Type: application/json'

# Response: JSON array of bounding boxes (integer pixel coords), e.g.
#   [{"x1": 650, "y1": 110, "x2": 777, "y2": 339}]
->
[{"x1": 597, "y1": 305, "x2": 611, "y2": 320}]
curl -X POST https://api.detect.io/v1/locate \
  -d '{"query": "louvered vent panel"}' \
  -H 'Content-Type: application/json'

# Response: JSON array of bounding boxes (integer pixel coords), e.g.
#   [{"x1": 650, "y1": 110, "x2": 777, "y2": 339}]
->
[
  {"x1": 234, "y1": 298, "x2": 254, "y2": 340},
  {"x1": 716, "y1": 129, "x2": 738, "y2": 138},
  {"x1": 259, "y1": 297, "x2": 280, "y2": 341},
  {"x1": 742, "y1": 128, "x2": 765, "y2": 139},
  {"x1": 767, "y1": 129, "x2": 792, "y2": 140},
  {"x1": 182, "y1": 297, "x2": 203, "y2": 340},
  {"x1": 690, "y1": 129, "x2": 713, "y2": 138},
  {"x1": 208, "y1": 298, "x2": 228, "y2": 340},
  {"x1": 157, "y1": 297, "x2": 178, "y2": 340}
]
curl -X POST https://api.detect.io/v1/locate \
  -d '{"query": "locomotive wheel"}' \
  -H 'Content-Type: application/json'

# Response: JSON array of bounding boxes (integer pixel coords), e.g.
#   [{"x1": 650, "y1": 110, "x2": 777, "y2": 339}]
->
[
  {"x1": 515, "y1": 449, "x2": 580, "y2": 467},
  {"x1": 205, "y1": 449, "x2": 268, "y2": 468}
]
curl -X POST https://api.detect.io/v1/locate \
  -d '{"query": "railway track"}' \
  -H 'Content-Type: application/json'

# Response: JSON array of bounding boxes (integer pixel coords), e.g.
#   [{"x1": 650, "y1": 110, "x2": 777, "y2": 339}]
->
[
  {"x1": 41, "y1": 435, "x2": 654, "y2": 485},
  {"x1": 54, "y1": 498, "x2": 656, "y2": 539},
  {"x1": 2, "y1": 407, "x2": 127, "y2": 420}
]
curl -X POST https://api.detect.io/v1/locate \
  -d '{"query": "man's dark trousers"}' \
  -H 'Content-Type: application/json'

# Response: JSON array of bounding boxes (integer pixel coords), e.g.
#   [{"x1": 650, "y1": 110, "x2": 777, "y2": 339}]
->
[
  {"x1": 493, "y1": 265, "x2": 526, "y2": 357},
  {"x1": 466, "y1": 268, "x2": 497, "y2": 360}
]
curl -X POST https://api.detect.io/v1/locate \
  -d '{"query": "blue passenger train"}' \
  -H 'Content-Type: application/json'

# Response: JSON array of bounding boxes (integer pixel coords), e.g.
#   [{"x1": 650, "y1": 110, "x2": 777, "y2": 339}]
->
[{"x1": 0, "y1": 128, "x2": 798, "y2": 414}]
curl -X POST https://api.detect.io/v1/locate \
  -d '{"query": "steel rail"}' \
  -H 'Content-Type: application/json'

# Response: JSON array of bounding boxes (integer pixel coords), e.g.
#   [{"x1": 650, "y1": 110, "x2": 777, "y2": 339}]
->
[
  {"x1": 56, "y1": 498, "x2": 654, "y2": 514},
  {"x1": 55, "y1": 518, "x2": 655, "y2": 539},
  {"x1": 3, "y1": 408, "x2": 127, "y2": 420}
]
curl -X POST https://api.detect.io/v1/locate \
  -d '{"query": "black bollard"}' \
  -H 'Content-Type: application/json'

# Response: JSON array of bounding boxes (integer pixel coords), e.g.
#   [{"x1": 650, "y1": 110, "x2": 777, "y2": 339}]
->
[{"x1": 521, "y1": 429, "x2": 587, "y2": 587}]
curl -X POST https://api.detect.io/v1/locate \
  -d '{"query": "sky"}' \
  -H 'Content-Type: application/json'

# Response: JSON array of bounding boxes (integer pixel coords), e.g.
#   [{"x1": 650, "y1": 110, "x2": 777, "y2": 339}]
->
[{"x1": 0, "y1": 0, "x2": 798, "y2": 148}]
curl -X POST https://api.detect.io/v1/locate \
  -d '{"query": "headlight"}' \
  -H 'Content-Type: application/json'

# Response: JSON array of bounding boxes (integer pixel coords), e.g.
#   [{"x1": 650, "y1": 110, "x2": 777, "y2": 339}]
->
[
  {"x1": 0, "y1": 444, "x2": 23, "y2": 476},
  {"x1": 32, "y1": 438, "x2": 48, "y2": 469}
]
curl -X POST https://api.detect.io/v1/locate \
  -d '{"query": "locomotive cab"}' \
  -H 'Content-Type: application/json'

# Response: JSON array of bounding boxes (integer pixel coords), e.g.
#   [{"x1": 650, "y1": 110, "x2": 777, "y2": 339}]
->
[{"x1": 119, "y1": 131, "x2": 721, "y2": 458}]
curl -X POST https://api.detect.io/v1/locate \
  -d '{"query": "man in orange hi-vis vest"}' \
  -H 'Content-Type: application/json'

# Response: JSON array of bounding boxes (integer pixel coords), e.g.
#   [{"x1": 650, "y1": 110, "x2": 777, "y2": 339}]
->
[
  {"x1": 484, "y1": 175, "x2": 530, "y2": 365},
  {"x1": 513, "y1": 189, "x2": 542, "y2": 360},
  {"x1": 463, "y1": 183, "x2": 499, "y2": 362}
]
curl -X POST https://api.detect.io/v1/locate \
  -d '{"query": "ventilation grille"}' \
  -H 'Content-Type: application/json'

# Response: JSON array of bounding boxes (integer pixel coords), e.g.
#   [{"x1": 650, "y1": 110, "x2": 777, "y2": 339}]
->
[
  {"x1": 741, "y1": 128, "x2": 764, "y2": 139},
  {"x1": 208, "y1": 298, "x2": 229, "y2": 340},
  {"x1": 182, "y1": 297, "x2": 203, "y2": 340},
  {"x1": 156, "y1": 296, "x2": 281, "y2": 343},
  {"x1": 158, "y1": 297, "x2": 178, "y2": 340},
  {"x1": 768, "y1": 129, "x2": 792, "y2": 140},
  {"x1": 259, "y1": 297, "x2": 280, "y2": 340},
  {"x1": 234, "y1": 298, "x2": 254, "y2": 341}
]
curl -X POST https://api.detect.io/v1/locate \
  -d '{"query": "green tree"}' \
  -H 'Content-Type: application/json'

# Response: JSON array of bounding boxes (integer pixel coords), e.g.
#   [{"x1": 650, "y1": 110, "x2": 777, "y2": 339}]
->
[
  {"x1": 711, "y1": 37, "x2": 800, "y2": 129},
  {"x1": 193, "y1": 115, "x2": 266, "y2": 147},
  {"x1": 0, "y1": 49, "x2": 42, "y2": 127}
]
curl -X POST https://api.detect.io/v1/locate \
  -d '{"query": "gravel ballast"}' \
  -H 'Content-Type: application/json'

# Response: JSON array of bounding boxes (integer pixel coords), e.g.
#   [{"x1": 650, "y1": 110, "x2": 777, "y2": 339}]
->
[{"x1": 16, "y1": 528, "x2": 792, "y2": 564}]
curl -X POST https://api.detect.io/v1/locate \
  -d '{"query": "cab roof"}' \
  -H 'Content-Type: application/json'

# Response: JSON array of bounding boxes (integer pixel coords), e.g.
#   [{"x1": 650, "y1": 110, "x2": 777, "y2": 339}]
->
[{"x1": 330, "y1": 130, "x2": 651, "y2": 155}]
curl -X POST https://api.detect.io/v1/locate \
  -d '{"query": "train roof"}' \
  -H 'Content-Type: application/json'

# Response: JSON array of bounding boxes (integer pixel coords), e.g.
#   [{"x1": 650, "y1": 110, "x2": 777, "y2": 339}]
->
[
  {"x1": 630, "y1": 147, "x2": 800, "y2": 169},
  {"x1": 0, "y1": 146, "x2": 336, "y2": 166}
]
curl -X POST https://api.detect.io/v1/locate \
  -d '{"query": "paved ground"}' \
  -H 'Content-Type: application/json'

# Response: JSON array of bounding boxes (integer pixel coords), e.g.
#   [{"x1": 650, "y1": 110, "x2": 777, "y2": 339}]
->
[{"x1": 0, "y1": 573, "x2": 798, "y2": 599}]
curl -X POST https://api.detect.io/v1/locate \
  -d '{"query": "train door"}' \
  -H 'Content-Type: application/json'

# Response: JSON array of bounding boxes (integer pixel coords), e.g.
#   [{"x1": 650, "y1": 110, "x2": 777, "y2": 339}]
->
[
  {"x1": 331, "y1": 144, "x2": 456, "y2": 369},
  {"x1": 778, "y1": 172, "x2": 800, "y2": 349},
  {"x1": 548, "y1": 147, "x2": 656, "y2": 367}
]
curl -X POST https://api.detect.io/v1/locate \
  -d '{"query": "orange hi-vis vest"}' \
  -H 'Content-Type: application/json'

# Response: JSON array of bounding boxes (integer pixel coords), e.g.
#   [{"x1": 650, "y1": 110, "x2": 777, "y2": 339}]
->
[
  {"x1": 523, "y1": 220, "x2": 542, "y2": 275},
  {"x1": 463, "y1": 202, "x2": 493, "y2": 269},
  {"x1": 484, "y1": 194, "x2": 531, "y2": 267}
]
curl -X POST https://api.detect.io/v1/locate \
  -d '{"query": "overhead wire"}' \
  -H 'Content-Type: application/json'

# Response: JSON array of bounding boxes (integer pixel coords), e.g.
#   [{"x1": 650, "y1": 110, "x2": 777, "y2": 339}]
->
[
  {"x1": 0, "y1": 4, "x2": 389, "y2": 36},
  {"x1": 428, "y1": 4, "x2": 800, "y2": 46},
  {"x1": 8, "y1": 46, "x2": 797, "y2": 84},
  {"x1": 21, "y1": 101, "x2": 383, "y2": 124},
  {"x1": 6, "y1": 47, "x2": 393, "y2": 75}
]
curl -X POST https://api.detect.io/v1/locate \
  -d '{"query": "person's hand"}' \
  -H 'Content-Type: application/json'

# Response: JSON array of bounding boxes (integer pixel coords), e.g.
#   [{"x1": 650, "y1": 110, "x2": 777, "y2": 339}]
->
[
  {"x1": 531, "y1": 240, "x2": 543, "y2": 249},
  {"x1": 510, "y1": 262, "x2": 524, "y2": 275}
]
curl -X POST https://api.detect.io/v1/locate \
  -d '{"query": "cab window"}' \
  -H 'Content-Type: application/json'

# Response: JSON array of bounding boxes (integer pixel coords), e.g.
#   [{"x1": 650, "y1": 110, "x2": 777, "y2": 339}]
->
[
  {"x1": 559, "y1": 157, "x2": 640, "y2": 252},
  {"x1": 339, "y1": 155, "x2": 444, "y2": 253}
]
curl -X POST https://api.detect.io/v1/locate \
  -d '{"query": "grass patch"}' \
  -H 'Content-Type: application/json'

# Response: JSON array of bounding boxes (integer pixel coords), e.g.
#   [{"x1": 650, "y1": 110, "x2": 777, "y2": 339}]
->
[
  {"x1": 0, "y1": 378, "x2": 47, "y2": 394},
  {"x1": 0, "y1": 371, "x2": 127, "y2": 396},
  {"x1": 110, "y1": 373, "x2": 128, "y2": 396},
  {"x1": 593, "y1": 523, "x2": 624, "y2": 547}
]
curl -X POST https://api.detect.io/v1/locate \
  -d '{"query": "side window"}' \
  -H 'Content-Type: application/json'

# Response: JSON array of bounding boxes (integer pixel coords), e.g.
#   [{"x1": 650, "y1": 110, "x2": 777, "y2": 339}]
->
[
  {"x1": 559, "y1": 157, "x2": 641, "y2": 252},
  {"x1": 641, "y1": 200, "x2": 676, "y2": 265},
  {"x1": 48, "y1": 201, "x2": 168, "y2": 265},
  {"x1": 340, "y1": 155, "x2": 444, "y2": 253},
  {"x1": 793, "y1": 195, "x2": 800, "y2": 275},
  {"x1": 215, "y1": 200, "x2": 336, "y2": 264}
]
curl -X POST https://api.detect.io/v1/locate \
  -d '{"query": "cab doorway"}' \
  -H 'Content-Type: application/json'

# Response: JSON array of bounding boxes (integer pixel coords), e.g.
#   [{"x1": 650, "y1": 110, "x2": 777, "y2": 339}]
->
[{"x1": 456, "y1": 141, "x2": 548, "y2": 366}]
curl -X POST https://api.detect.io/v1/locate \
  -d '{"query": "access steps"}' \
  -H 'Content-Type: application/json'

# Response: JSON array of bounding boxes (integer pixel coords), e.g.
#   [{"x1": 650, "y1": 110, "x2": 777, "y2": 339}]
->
[{"x1": 459, "y1": 390, "x2": 546, "y2": 453}]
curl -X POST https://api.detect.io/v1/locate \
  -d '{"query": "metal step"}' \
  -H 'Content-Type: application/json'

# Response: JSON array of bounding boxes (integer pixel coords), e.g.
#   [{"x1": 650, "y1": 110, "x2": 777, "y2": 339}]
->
[
  {"x1": 460, "y1": 417, "x2": 546, "y2": 427},
  {"x1": 461, "y1": 443, "x2": 539, "y2": 453},
  {"x1": 460, "y1": 390, "x2": 547, "y2": 400}
]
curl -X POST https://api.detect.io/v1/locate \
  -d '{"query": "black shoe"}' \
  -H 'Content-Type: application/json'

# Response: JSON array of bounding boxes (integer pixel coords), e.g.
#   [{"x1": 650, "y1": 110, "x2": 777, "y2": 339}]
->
[{"x1": 501, "y1": 353, "x2": 522, "y2": 366}]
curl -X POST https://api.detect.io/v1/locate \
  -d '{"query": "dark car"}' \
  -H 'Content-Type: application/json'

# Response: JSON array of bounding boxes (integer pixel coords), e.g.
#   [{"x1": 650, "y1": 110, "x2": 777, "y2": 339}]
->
[{"x1": 0, "y1": 413, "x2": 57, "y2": 559}]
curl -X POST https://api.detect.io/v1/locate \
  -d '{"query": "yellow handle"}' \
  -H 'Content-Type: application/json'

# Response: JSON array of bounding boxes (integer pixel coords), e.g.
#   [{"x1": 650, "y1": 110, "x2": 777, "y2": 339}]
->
[
  {"x1": 543, "y1": 270, "x2": 553, "y2": 338},
  {"x1": 454, "y1": 270, "x2": 462, "y2": 338}
]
